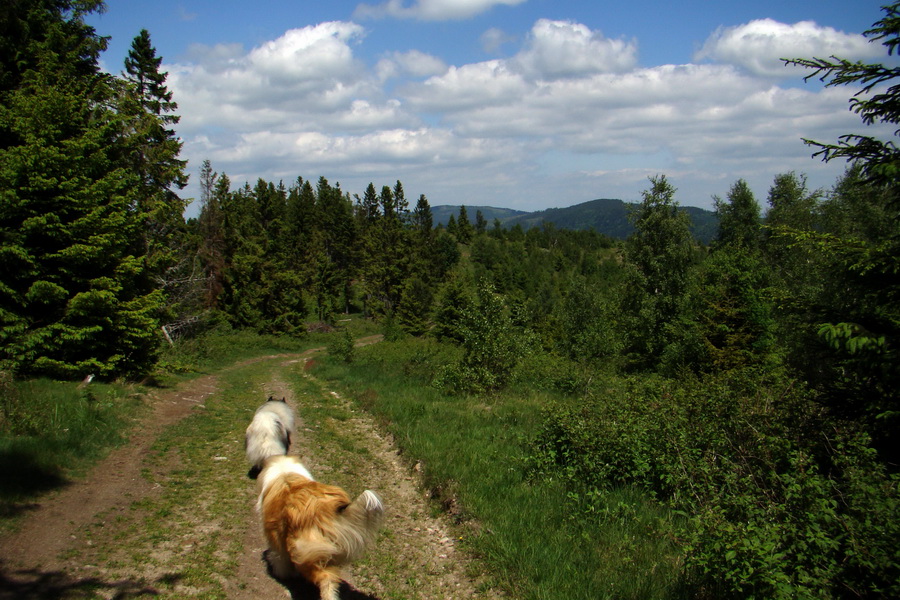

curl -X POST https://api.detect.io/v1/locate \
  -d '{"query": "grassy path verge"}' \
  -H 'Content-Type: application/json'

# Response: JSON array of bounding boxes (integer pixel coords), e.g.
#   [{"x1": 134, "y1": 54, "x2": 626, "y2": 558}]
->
[{"x1": 0, "y1": 346, "x2": 496, "y2": 599}]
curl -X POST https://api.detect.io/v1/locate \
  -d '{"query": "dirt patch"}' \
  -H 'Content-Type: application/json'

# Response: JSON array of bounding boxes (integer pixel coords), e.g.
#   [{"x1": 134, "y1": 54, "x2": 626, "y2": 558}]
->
[
  {"x1": 0, "y1": 342, "x2": 495, "y2": 600},
  {"x1": 0, "y1": 373, "x2": 220, "y2": 577}
]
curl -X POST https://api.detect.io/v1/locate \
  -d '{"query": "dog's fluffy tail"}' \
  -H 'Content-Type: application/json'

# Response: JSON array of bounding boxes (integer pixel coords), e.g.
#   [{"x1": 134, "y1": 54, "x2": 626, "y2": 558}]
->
[
  {"x1": 332, "y1": 490, "x2": 384, "y2": 563},
  {"x1": 286, "y1": 488, "x2": 384, "y2": 600}
]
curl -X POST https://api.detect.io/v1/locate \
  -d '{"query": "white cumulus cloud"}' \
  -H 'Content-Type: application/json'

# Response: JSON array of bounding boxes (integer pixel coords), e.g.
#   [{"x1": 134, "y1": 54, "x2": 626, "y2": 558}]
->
[
  {"x1": 377, "y1": 50, "x2": 448, "y2": 81},
  {"x1": 695, "y1": 18, "x2": 884, "y2": 77},
  {"x1": 169, "y1": 22, "x2": 389, "y2": 132},
  {"x1": 512, "y1": 19, "x2": 638, "y2": 79},
  {"x1": 354, "y1": 0, "x2": 527, "y2": 21}
]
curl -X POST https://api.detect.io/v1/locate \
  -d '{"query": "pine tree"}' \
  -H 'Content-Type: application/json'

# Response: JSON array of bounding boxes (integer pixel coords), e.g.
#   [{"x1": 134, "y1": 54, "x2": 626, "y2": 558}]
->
[
  {"x1": 456, "y1": 205, "x2": 473, "y2": 243},
  {"x1": 360, "y1": 183, "x2": 409, "y2": 317},
  {"x1": 357, "y1": 182, "x2": 380, "y2": 227},
  {"x1": 412, "y1": 194, "x2": 433, "y2": 234},
  {"x1": 621, "y1": 175, "x2": 697, "y2": 367},
  {"x1": 763, "y1": 172, "x2": 822, "y2": 294},
  {"x1": 120, "y1": 28, "x2": 189, "y2": 330},
  {"x1": 220, "y1": 182, "x2": 265, "y2": 328},
  {"x1": 121, "y1": 28, "x2": 187, "y2": 240},
  {"x1": 311, "y1": 177, "x2": 357, "y2": 319},
  {"x1": 284, "y1": 177, "x2": 315, "y2": 271},
  {"x1": 197, "y1": 163, "x2": 227, "y2": 308},
  {"x1": 475, "y1": 210, "x2": 487, "y2": 235},
  {"x1": 713, "y1": 179, "x2": 761, "y2": 250},
  {"x1": 0, "y1": 1, "x2": 162, "y2": 378},
  {"x1": 393, "y1": 180, "x2": 408, "y2": 223}
]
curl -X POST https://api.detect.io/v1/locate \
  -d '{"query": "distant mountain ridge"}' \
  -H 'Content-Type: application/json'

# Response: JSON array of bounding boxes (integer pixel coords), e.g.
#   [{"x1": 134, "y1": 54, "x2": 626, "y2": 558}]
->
[{"x1": 432, "y1": 198, "x2": 718, "y2": 244}]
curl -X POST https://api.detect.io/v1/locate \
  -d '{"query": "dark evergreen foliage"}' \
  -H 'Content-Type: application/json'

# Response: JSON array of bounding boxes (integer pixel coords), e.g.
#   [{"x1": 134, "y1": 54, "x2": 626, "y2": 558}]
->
[{"x1": 0, "y1": 0, "x2": 162, "y2": 379}]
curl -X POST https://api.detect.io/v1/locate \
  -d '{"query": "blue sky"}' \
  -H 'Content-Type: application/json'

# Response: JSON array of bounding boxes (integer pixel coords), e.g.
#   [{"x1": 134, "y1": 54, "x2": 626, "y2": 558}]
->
[{"x1": 88, "y1": 0, "x2": 893, "y2": 216}]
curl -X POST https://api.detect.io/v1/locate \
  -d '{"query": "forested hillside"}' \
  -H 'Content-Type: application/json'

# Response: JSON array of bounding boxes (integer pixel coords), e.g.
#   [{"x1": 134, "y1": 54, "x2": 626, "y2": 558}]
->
[
  {"x1": 432, "y1": 198, "x2": 719, "y2": 243},
  {"x1": 2, "y1": 2, "x2": 899, "y2": 598}
]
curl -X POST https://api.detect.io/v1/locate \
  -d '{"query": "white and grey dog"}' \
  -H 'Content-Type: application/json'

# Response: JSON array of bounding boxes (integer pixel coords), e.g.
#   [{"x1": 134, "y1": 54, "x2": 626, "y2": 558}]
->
[{"x1": 245, "y1": 396, "x2": 296, "y2": 479}]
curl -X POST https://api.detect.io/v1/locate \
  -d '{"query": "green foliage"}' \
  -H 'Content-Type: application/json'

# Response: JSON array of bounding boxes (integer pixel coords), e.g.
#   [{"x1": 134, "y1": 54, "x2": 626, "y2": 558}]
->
[
  {"x1": 396, "y1": 274, "x2": 433, "y2": 335},
  {"x1": 662, "y1": 246, "x2": 776, "y2": 375},
  {"x1": 326, "y1": 328, "x2": 355, "y2": 363},
  {"x1": 358, "y1": 182, "x2": 410, "y2": 317},
  {"x1": 434, "y1": 279, "x2": 525, "y2": 394},
  {"x1": 620, "y1": 175, "x2": 698, "y2": 367},
  {"x1": 780, "y1": 225, "x2": 900, "y2": 441},
  {"x1": 557, "y1": 276, "x2": 624, "y2": 365},
  {"x1": 0, "y1": 1, "x2": 165, "y2": 379},
  {"x1": 431, "y1": 272, "x2": 473, "y2": 343},
  {"x1": 713, "y1": 179, "x2": 761, "y2": 250},
  {"x1": 528, "y1": 369, "x2": 900, "y2": 598}
]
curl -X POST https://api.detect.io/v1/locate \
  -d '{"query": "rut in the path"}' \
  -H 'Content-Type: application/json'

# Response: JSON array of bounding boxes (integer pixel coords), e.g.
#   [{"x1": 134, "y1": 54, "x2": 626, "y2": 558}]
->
[{"x1": 0, "y1": 373, "x2": 221, "y2": 574}]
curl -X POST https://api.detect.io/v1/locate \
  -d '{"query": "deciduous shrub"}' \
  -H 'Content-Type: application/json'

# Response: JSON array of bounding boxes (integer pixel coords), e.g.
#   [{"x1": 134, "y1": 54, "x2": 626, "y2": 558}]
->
[{"x1": 527, "y1": 369, "x2": 900, "y2": 597}]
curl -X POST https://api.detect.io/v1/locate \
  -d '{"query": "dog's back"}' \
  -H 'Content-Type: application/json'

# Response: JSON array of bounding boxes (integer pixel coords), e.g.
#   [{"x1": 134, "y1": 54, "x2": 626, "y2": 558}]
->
[{"x1": 246, "y1": 398, "x2": 296, "y2": 478}]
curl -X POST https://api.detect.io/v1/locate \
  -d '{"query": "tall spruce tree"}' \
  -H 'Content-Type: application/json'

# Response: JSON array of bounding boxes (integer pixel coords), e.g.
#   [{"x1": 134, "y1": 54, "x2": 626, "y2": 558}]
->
[
  {"x1": 456, "y1": 205, "x2": 473, "y2": 243},
  {"x1": 197, "y1": 161, "x2": 227, "y2": 309},
  {"x1": 284, "y1": 176, "x2": 315, "y2": 271},
  {"x1": 121, "y1": 28, "x2": 187, "y2": 242},
  {"x1": 357, "y1": 182, "x2": 380, "y2": 227},
  {"x1": 120, "y1": 28, "x2": 190, "y2": 330},
  {"x1": 0, "y1": 0, "x2": 162, "y2": 378},
  {"x1": 713, "y1": 179, "x2": 761, "y2": 250},
  {"x1": 360, "y1": 183, "x2": 409, "y2": 317},
  {"x1": 412, "y1": 194, "x2": 433, "y2": 235},
  {"x1": 622, "y1": 175, "x2": 697, "y2": 367}
]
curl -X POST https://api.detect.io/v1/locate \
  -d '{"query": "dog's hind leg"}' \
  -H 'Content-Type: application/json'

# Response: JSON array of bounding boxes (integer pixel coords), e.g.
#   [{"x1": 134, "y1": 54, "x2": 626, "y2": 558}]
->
[{"x1": 301, "y1": 565, "x2": 342, "y2": 600}]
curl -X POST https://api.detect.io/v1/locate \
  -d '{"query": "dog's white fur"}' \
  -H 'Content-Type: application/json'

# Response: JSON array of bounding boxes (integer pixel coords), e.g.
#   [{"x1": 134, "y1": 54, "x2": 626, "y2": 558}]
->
[
  {"x1": 245, "y1": 396, "x2": 295, "y2": 479},
  {"x1": 256, "y1": 455, "x2": 384, "y2": 600}
]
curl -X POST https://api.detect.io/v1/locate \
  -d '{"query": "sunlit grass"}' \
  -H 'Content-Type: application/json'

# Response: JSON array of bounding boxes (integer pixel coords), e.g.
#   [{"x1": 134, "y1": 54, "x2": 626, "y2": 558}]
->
[
  {"x1": 0, "y1": 377, "x2": 146, "y2": 532},
  {"x1": 310, "y1": 335, "x2": 686, "y2": 600}
]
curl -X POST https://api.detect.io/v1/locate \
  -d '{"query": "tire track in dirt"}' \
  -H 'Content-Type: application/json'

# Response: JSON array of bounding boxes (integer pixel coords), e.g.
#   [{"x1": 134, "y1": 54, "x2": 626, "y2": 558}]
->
[{"x1": 0, "y1": 373, "x2": 220, "y2": 575}]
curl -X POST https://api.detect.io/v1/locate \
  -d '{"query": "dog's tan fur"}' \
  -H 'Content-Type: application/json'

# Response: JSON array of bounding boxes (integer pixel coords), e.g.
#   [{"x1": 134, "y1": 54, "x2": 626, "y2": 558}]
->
[{"x1": 257, "y1": 455, "x2": 383, "y2": 600}]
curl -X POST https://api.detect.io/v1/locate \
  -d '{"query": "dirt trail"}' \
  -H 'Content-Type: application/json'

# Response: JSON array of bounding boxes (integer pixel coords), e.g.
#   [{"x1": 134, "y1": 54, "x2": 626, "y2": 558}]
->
[{"x1": 0, "y1": 341, "x2": 492, "y2": 599}]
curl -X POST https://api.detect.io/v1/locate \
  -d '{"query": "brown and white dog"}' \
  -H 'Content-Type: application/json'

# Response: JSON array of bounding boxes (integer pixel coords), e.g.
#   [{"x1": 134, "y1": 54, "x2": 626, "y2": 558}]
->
[
  {"x1": 245, "y1": 396, "x2": 295, "y2": 479},
  {"x1": 256, "y1": 455, "x2": 384, "y2": 600}
]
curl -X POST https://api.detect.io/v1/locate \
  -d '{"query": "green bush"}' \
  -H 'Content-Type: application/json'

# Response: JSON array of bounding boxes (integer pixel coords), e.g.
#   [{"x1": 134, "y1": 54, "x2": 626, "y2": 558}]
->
[
  {"x1": 512, "y1": 351, "x2": 589, "y2": 395},
  {"x1": 527, "y1": 369, "x2": 900, "y2": 598},
  {"x1": 433, "y1": 280, "x2": 527, "y2": 394},
  {"x1": 326, "y1": 328, "x2": 355, "y2": 363}
]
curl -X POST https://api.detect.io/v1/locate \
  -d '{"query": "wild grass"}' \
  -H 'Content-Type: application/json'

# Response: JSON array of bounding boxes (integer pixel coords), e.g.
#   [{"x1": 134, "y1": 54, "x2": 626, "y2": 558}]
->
[
  {"x1": 153, "y1": 324, "x2": 316, "y2": 382},
  {"x1": 0, "y1": 325, "x2": 335, "y2": 535},
  {"x1": 0, "y1": 374, "x2": 146, "y2": 531},
  {"x1": 309, "y1": 335, "x2": 686, "y2": 600}
]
